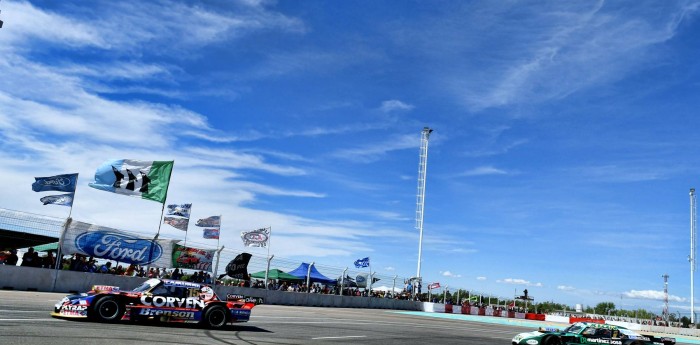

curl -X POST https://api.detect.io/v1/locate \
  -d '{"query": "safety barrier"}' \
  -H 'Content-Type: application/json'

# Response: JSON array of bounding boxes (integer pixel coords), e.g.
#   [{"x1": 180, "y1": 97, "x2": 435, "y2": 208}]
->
[{"x1": 0, "y1": 265, "x2": 422, "y2": 311}]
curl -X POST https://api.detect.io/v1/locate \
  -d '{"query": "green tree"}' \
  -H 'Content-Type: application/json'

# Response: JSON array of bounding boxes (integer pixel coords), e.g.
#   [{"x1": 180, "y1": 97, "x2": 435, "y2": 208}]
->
[{"x1": 594, "y1": 302, "x2": 616, "y2": 315}]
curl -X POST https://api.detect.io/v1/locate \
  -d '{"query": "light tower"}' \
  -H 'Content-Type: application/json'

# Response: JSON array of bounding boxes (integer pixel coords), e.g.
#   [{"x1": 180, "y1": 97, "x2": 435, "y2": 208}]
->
[
  {"x1": 662, "y1": 274, "x2": 670, "y2": 322},
  {"x1": 415, "y1": 127, "x2": 433, "y2": 296},
  {"x1": 691, "y1": 188, "x2": 697, "y2": 323}
]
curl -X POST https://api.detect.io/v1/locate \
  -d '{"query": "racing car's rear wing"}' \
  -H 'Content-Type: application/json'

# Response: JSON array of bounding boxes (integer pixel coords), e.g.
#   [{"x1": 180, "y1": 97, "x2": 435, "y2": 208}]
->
[
  {"x1": 226, "y1": 294, "x2": 264, "y2": 305},
  {"x1": 92, "y1": 285, "x2": 120, "y2": 293}
]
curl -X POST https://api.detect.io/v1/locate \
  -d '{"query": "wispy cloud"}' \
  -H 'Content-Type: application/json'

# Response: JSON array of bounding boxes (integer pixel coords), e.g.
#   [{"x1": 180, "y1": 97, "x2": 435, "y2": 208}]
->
[
  {"x1": 397, "y1": 2, "x2": 700, "y2": 111},
  {"x1": 557, "y1": 285, "x2": 576, "y2": 291},
  {"x1": 476, "y1": 276, "x2": 487, "y2": 281},
  {"x1": 497, "y1": 278, "x2": 543, "y2": 287},
  {"x1": 379, "y1": 99, "x2": 414, "y2": 113},
  {"x1": 574, "y1": 163, "x2": 683, "y2": 183},
  {"x1": 330, "y1": 134, "x2": 419, "y2": 163},
  {"x1": 458, "y1": 166, "x2": 510, "y2": 177}
]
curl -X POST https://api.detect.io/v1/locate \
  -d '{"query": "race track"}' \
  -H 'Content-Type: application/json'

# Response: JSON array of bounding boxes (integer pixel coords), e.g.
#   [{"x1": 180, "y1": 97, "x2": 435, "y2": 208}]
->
[{"x1": 0, "y1": 290, "x2": 695, "y2": 345}]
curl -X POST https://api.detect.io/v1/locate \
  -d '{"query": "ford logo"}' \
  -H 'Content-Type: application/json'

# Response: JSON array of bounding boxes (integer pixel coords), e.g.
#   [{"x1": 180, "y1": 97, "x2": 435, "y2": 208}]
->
[
  {"x1": 356, "y1": 276, "x2": 366, "y2": 283},
  {"x1": 75, "y1": 231, "x2": 162, "y2": 264}
]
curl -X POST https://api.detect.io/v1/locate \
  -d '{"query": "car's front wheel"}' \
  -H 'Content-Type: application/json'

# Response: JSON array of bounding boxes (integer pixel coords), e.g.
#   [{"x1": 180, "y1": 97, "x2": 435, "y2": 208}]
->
[
  {"x1": 92, "y1": 296, "x2": 124, "y2": 322},
  {"x1": 202, "y1": 305, "x2": 228, "y2": 329},
  {"x1": 542, "y1": 336, "x2": 561, "y2": 345}
]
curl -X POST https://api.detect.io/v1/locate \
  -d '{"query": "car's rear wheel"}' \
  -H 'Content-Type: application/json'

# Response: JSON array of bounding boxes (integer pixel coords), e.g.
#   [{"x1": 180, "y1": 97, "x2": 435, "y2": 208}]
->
[
  {"x1": 542, "y1": 336, "x2": 561, "y2": 345},
  {"x1": 92, "y1": 296, "x2": 124, "y2": 322},
  {"x1": 202, "y1": 305, "x2": 228, "y2": 329}
]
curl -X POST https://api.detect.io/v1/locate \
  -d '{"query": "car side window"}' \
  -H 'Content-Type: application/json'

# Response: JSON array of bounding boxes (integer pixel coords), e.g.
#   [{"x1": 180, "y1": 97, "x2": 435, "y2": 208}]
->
[
  {"x1": 582, "y1": 327, "x2": 596, "y2": 337},
  {"x1": 151, "y1": 285, "x2": 187, "y2": 298},
  {"x1": 594, "y1": 328, "x2": 611, "y2": 338}
]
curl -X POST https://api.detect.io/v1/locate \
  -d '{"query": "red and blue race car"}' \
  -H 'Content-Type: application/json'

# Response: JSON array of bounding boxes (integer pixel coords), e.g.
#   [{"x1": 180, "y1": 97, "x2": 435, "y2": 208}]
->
[{"x1": 51, "y1": 278, "x2": 262, "y2": 329}]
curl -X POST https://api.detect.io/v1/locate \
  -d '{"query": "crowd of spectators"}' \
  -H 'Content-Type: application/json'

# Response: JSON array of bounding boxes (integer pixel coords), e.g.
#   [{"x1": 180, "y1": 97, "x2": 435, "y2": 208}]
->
[{"x1": 1, "y1": 248, "x2": 213, "y2": 283}]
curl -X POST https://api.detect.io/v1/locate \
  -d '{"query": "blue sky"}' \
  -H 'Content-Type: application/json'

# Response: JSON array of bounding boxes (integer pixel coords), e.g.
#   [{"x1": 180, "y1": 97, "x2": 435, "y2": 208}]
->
[{"x1": 1, "y1": 0, "x2": 700, "y2": 315}]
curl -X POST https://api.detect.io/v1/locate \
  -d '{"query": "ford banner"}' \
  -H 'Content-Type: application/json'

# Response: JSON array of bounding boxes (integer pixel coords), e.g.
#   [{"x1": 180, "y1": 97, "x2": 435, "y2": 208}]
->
[{"x1": 60, "y1": 219, "x2": 175, "y2": 267}]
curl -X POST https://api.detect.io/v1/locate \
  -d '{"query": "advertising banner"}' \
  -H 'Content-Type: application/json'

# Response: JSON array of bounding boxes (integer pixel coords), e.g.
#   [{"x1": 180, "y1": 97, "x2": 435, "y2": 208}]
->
[
  {"x1": 60, "y1": 219, "x2": 175, "y2": 267},
  {"x1": 171, "y1": 244, "x2": 215, "y2": 272}
]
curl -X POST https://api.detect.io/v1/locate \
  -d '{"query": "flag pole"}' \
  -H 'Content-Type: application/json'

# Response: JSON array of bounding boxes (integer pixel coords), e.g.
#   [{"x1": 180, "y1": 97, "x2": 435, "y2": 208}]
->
[
  {"x1": 68, "y1": 173, "x2": 79, "y2": 219},
  {"x1": 213, "y1": 214, "x2": 221, "y2": 283},
  {"x1": 264, "y1": 226, "x2": 272, "y2": 289},
  {"x1": 146, "y1": 201, "x2": 167, "y2": 274},
  {"x1": 368, "y1": 257, "x2": 373, "y2": 295},
  {"x1": 183, "y1": 205, "x2": 191, "y2": 248},
  {"x1": 148, "y1": 161, "x2": 174, "y2": 272}
]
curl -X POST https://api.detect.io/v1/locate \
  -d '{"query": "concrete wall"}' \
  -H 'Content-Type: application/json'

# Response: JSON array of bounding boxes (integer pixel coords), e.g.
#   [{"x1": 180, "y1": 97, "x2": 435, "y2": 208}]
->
[{"x1": 0, "y1": 265, "x2": 422, "y2": 311}]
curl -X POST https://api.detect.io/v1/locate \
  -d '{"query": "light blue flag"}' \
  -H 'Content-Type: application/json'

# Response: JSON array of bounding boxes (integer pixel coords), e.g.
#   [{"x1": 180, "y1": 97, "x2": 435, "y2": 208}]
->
[{"x1": 40, "y1": 193, "x2": 74, "y2": 206}]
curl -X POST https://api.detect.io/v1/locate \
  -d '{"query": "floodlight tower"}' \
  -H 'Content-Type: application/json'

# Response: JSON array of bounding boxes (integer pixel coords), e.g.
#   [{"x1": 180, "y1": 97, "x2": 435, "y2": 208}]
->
[
  {"x1": 691, "y1": 188, "x2": 697, "y2": 323},
  {"x1": 662, "y1": 274, "x2": 670, "y2": 322},
  {"x1": 415, "y1": 127, "x2": 433, "y2": 295}
]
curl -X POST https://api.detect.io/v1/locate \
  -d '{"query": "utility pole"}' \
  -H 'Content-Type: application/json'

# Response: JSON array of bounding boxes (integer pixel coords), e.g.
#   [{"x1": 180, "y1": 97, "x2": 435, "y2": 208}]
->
[
  {"x1": 414, "y1": 127, "x2": 433, "y2": 297},
  {"x1": 662, "y1": 274, "x2": 670, "y2": 322},
  {"x1": 691, "y1": 188, "x2": 697, "y2": 324}
]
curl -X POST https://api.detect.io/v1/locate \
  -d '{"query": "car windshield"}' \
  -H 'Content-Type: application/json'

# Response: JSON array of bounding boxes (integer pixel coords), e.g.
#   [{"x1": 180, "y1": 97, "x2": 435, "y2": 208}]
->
[
  {"x1": 563, "y1": 323, "x2": 585, "y2": 334},
  {"x1": 131, "y1": 278, "x2": 161, "y2": 292}
]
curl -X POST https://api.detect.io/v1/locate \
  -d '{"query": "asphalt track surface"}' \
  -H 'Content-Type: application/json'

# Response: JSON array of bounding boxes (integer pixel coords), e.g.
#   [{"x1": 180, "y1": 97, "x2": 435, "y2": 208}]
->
[{"x1": 0, "y1": 290, "x2": 696, "y2": 345}]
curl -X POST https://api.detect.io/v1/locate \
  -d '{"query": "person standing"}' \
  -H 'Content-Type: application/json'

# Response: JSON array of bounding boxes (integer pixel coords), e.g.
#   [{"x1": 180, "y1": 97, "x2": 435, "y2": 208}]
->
[
  {"x1": 20, "y1": 248, "x2": 36, "y2": 267},
  {"x1": 5, "y1": 249, "x2": 18, "y2": 265}
]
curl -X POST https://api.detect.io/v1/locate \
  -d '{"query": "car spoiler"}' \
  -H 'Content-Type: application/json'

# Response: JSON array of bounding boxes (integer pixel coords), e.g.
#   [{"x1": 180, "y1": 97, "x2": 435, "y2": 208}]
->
[
  {"x1": 91, "y1": 285, "x2": 120, "y2": 293},
  {"x1": 226, "y1": 294, "x2": 264, "y2": 305}
]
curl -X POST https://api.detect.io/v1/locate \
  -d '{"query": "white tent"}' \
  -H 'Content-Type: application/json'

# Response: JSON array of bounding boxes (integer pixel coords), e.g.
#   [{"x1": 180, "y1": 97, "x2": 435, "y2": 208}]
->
[{"x1": 371, "y1": 285, "x2": 402, "y2": 293}]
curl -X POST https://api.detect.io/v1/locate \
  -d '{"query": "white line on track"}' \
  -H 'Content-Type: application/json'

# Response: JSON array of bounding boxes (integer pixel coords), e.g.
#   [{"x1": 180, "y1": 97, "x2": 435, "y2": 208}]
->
[
  {"x1": 0, "y1": 318, "x2": 57, "y2": 321},
  {"x1": 312, "y1": 336, "x2": 367, "y2": 340}
]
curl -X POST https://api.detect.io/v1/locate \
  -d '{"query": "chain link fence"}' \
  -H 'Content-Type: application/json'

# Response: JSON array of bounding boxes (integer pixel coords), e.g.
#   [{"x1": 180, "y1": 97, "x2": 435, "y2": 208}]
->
[{"x1": 0, "y1": 207, "x2": 519, "y2": 302}]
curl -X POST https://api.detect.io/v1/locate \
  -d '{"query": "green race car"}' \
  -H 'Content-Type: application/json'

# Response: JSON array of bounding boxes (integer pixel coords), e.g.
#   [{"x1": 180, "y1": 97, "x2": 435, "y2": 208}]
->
[{"x1": 512, "y1": 322, "x2": 675, "y2": 345}]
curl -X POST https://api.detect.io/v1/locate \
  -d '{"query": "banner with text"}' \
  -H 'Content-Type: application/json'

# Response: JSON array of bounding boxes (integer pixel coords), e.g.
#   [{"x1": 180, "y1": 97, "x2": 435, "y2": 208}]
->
[{"x1": 60, "y1": 219, "x2": 175, "y2": 267}]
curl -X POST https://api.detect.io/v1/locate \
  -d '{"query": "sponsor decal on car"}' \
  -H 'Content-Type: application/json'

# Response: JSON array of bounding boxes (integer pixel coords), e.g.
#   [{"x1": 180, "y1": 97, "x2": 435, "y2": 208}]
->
[
  {"x1": 587, "y1": 339, "x2": 622, "y2": 345},
  {"x1": 137, "y1": 308, "x2": 196, "y2": 319},
  {"x1": 140, "y1": 296, "x2": 205, "y2": 309}
]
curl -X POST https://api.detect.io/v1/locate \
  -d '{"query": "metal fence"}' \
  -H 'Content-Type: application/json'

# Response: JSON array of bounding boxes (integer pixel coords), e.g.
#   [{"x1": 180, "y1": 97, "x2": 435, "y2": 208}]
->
[{"x1": 0, "y1": 208, "x2": 525, "y2": 304}]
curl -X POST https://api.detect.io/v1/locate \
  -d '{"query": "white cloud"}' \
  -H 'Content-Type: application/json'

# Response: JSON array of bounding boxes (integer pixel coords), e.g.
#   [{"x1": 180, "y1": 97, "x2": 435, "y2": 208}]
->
[
  {"x1": 401, "y1": 2, "x2": 700, "y2": 111},
  {"x1": 379, "y1": 99, "x2": 415, "y2": 113},
  {"x1": 385, "y1": 266, "x2": 395, "y2": 271},
  {"x1": 476, "y1": 276, "x2": 487, "y2": 281},
  {"x1": 497, "y1": 278, "x2": 543, "y2": 287},
  {"x1": 557, "y1": 285, "x2": 576, "y2": 291},
  {"x1": 441, "y1": 271, "x2": 462, "y2": 278},
  {"x1": 331, "y1": 134, "x2": 419, "y2": 163},
  {"x1": 623, "y1": 290, "x2": 686, "y2": 302},
  {"x1": 460, "y1": 166, "x2": 509, "y2": 177}
]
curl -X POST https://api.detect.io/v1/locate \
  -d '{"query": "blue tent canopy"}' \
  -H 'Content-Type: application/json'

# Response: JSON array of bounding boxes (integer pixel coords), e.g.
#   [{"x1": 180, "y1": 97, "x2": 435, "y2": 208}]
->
[{"x1": 287, "y1": 262, "x2": 337, "y2": 285}]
